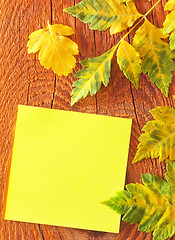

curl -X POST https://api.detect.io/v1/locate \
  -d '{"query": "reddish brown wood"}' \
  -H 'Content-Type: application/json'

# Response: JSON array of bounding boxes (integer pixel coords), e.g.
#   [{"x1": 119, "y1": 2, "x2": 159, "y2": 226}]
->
[{"x1": 0, "y1": 0, "x2": 174, "y2": 239}]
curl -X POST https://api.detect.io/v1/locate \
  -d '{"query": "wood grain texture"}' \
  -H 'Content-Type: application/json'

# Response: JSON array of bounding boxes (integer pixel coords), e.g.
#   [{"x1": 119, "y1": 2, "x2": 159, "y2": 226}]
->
[{"x1": 0, "y1": 0, "x2": 174, "y2": 239}]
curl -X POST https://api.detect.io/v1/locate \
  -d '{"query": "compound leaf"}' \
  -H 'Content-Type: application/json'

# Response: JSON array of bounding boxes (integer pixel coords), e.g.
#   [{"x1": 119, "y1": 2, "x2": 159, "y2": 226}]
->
[
  {"x1": 103, "y1": 161, "x2": 175, "y2": 240},
  {"x1": 163, "y1": 0, "x2": 175, "y2": 51},
  {"x1": 133, "y1": 106, "x2": 175, "y2": 163},
  {"x1": 64, "y1": 0, "x2": 142, "y2": 35},
  {"x1": 71, "y1": 46, "x2": 117, "y2": 105},
  {"x1": 133, "y1": 18, "x2": 175, "y2": 97},
  {"x1": 117, "y1": 40, "x2": 142, "y2": 89},
  {"x1": 27, "y1": 21, "x2": 79, "y2": 76}
]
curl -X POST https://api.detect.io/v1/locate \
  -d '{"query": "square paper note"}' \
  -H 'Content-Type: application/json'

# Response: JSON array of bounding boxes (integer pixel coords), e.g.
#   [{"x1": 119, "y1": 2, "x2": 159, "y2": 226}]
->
[{"x1": 5, "y1": 105, "x2": 132, "y2": 233}]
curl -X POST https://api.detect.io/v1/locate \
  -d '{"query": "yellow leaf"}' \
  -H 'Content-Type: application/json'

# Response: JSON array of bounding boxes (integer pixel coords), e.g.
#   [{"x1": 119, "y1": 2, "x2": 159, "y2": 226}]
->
[
  {"x1": 133, "y1": 18, "x2": 175, "y2": 97},
  {"x1": 165, "y1": 0, "x2": 175, "y2": 10},
  {"x1": 64, "y1": 0, "x2": 142, "y2": 35},
  {"x1": 164, "y1": 0, "x2": 175, "y2": 51},
  {"x1": 27, "y1": 21, "x2": 79, "y2": 76},
  {"x1": 133, "y1": 106, "x2": 175, "y2": 163},
  {"x1": 117, "y1": 40, "x2": 141, "y2": 89}
]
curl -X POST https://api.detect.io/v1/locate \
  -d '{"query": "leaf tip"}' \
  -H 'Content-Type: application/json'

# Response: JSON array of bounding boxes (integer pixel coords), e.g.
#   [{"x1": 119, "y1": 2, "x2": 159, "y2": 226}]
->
[
  {"x1": 164, "y1": 91, "x2": 169, "y2": 98},
  {"x1": 132, "y1": 152, "x2": 145, "y2": 164},
  {"x1": 63, "y1": 6, "x2": 72, "y2": 14},
  {"x1": 71, "y1": 97, "x2": 76, "y2": 106},
  {"x1": 134, "y1": 83, "x2": 139, "y2": 90},
  {"x1": 132, "y1": 158, "x2": 137, "y2": 164},
  {"x1": 100, "y1": 200, "x2": 107, "y2": 206}
]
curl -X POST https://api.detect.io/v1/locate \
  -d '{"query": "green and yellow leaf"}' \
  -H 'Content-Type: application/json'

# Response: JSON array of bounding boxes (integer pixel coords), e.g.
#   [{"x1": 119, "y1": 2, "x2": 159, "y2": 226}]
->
[
  {"x1": 117, "y1": 40, "x2": 142, "y2": 89},
  {"x1": 64, "y1": 0, "x2": 142, "y2": 35},
  {"x1": 71, "y1": 46, "x2": 117, "y2": 106},
  {"x1": 133, "y1": 106, "x2": 175, "y2": 163},
  {"x1": 163, "y1": 0, "x2": 175, "y2": 50},
  {"x1": 133, "y1": 18, "x2": 175, "y2": 97},
  {"x1": 27, "y1": 21, "x2": 79, "y2": 76},
  {"x1": 103, "y1": 161, "x2": 175, "y2": 240}
]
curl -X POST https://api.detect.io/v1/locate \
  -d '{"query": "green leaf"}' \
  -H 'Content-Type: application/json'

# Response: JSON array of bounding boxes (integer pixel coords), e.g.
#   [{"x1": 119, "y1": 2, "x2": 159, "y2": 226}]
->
[
  {"x1": 163, "y1": 0, "x2": 175, "y2": 51},
  {"x1": 64, "y1": 0, "x2": 142, "y2": 35},
  {"x1": 117, "y1": 40, "x2": 142, "y2": 89},
  {"x1": 133, "y1": 18, "x2": 175, "y2": 97},
  {"x1": 103, "y1": 161, "x2": 175, "y2": 240},
  {"x1": 133, "y1": 106, "x2": 175, "y2": 163},
  {"x1": 71, "y1": 46, "x2": 117, "y2": 106}
]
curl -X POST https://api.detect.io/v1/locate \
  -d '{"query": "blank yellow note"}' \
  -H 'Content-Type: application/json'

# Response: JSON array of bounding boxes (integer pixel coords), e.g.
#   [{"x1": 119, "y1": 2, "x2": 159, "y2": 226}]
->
[{"x1": 5, "y1": 105, "x2": 132, "y2": 233}]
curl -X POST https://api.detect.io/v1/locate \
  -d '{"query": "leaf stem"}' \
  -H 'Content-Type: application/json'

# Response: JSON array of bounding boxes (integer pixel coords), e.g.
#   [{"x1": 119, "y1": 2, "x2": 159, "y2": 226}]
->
[
  {"x1": 114, "y1": 0, "x2": 162, "y2": 48},
  {"x1": 121, "y1": 17, "x2": 144, "y2": 42},
  {"x1": 76, "y1": 0, "x2": 163, "y2": 70},
  {"x1": 144, "y1": 0, "x2": 162, "y2": 18}
]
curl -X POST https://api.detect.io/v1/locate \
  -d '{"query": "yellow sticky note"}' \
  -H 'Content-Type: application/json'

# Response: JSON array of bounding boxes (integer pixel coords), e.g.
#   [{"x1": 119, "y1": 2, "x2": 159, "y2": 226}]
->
[{"x1": 5, "y1": 105, "x2": 132, "y2": 233}]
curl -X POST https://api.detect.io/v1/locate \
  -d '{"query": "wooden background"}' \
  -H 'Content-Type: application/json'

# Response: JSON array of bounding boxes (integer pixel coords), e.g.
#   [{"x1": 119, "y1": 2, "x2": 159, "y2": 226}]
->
[{"x1": 0, "y1": 0, "x2": 174, "y2": 239}]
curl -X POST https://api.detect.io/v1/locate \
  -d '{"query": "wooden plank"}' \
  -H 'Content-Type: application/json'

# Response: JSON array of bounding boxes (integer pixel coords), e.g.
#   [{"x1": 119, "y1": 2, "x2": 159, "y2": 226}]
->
[{"x1": 0, "y1": 0, "x2": 174, "y2": 239}]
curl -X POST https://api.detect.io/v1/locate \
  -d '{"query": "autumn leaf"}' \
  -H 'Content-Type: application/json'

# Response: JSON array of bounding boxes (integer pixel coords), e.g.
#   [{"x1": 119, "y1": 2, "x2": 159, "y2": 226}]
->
[
  {"x1": 164, "y1": 0, "x2": 175, "y2": 11},
  {"x1": 27, "y1": 21, "x2": 79, "y2": 76},
  {"x1": 133, "y1": 106, "x2": 175, "y2": 163},
  {"x1": 117, "y1": 40, "x2": 142, "y2": 89},
  {"x1": 103, "y1": 160, "x2": 175, "y2": 240},
  {"x1": 64, "y1": 0, "x2": 142, "y2": 35},
  {"x1": 71, "y1": 46, "x2": 117, "y2": 106},
  {"x1": 163, "y1": 0, "x2": 175, "y2": 51},
  {"x1": 133, "y1": 18, "x2": 175, "y2": 97}
]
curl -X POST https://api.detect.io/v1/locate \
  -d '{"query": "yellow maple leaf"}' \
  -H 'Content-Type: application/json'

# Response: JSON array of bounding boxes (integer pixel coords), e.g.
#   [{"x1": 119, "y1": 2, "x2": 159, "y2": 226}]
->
[{"x1": 27, "y1": 21, "x2": 79, "y2": 76}]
